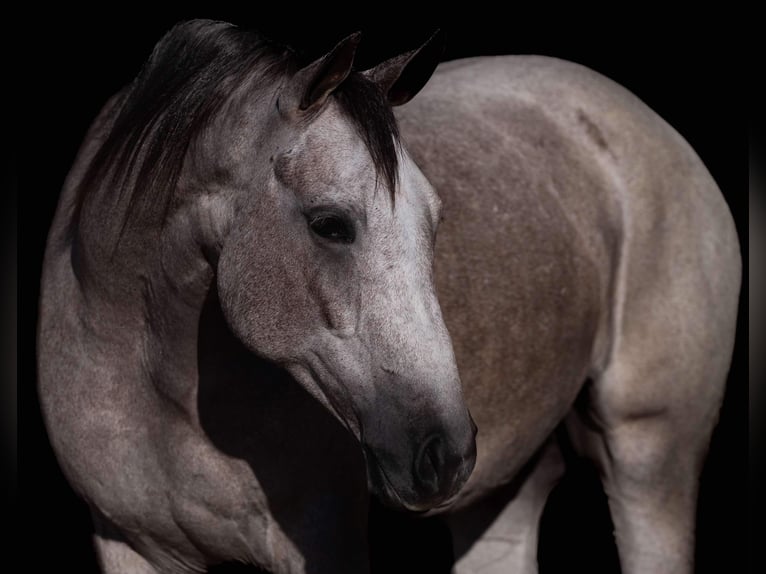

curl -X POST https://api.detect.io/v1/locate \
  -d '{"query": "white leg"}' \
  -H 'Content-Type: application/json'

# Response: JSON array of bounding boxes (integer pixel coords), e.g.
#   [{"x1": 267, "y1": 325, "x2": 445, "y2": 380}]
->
[{"x1": 447, "y1": 438, "x2": 564, "y2": 574}]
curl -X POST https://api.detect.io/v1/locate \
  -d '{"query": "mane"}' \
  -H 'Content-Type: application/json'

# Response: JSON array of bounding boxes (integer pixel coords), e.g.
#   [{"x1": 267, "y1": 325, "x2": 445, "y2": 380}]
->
[
  {"x1": 76, "y1": 19, "x2": 400, "y2": 237},
  {"x1": 336, "y1": 73, "x2": 400, "y2": 196}
]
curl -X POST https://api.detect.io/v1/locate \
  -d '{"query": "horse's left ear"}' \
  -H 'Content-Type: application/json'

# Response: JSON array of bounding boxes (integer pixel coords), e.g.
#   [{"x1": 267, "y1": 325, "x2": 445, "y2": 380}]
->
[{"x1": 364, "y1": 30, "x2": 445, "y2": 107}]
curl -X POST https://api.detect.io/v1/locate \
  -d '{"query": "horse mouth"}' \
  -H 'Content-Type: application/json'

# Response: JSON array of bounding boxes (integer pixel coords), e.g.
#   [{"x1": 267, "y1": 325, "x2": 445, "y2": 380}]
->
[{"x1": 420, "y1": 493, "x2": 462, "y2": 515}]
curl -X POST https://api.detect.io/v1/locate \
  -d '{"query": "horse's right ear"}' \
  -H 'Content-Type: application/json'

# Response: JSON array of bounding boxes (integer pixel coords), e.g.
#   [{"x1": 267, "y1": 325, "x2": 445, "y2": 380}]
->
[
  {"x1": 364, "y1": 30, "x2": 445, "y2": 106},
  {"x1": 279, "y1": 32, "x2": 361, "y2": 116}
]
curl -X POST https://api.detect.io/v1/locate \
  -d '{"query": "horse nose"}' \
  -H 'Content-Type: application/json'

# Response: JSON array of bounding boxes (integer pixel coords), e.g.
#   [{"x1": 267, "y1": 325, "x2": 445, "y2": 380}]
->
[
  {"x1": 413, "y1": 429, "x2": 476, "y2": 501},
  {"x1": 469, "y1": 412, "x2": 479, "y2": 438}
]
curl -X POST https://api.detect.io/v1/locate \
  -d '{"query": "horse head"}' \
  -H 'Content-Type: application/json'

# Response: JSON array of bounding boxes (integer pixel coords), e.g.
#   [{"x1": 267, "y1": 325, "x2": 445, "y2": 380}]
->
[{"x1": 198, "y1": 30, "x2": 476, "y2": 511}]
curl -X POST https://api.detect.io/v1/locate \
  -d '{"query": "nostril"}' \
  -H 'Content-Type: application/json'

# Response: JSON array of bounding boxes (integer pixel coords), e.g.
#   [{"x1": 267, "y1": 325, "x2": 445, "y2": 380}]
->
[
  {"x1": 415, "y1": 435, "x2": 444, "y2": 495},
  {"x1": 413, "y1": 428, "x2": 476, "y2": 503},
  {"x1": 469, "y1": 413, "x2": 478, "y2": 438}
]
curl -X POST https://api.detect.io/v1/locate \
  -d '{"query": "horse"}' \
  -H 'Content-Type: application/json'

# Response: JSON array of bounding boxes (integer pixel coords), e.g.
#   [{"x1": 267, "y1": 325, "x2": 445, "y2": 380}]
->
[{"x1": 37, "y1": 19, "x2": 741, "y2": 574}]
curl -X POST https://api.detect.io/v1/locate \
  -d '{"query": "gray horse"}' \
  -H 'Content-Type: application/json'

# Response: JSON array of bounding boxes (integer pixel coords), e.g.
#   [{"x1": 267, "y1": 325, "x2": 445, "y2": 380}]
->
[{"x1": 38, "y1": 20, "x2": 741, "y2": 574}]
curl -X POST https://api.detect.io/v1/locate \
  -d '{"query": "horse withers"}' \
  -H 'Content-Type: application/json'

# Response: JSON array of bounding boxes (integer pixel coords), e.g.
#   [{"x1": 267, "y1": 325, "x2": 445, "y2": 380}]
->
[{"x1": 38, "y1": 20, "x2": 741, "y2": 574}]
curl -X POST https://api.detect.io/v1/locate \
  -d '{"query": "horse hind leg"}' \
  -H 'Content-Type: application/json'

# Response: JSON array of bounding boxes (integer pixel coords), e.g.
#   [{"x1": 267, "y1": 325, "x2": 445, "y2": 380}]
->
[
  {"x1": 446, "y1": 438, "x2": 565, "y2": 574},
  {"x1": 92, "y1": 511, "x2": 160, "y2": 574},
  {"x1": 566, "y1": 344, "x2": 731, "y2": 574}
]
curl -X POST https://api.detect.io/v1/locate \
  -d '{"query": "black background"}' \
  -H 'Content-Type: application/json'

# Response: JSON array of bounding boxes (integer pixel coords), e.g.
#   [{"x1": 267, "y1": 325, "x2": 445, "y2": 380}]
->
[{"x1": 18, "y1": 7, "x2": 747, "y2": 573}]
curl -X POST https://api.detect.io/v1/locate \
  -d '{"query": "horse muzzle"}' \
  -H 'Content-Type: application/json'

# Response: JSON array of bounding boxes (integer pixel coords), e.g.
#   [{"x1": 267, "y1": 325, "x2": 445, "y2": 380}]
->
[{"x1": 364, "y1": 411, "x2": 478, "y2": 511}]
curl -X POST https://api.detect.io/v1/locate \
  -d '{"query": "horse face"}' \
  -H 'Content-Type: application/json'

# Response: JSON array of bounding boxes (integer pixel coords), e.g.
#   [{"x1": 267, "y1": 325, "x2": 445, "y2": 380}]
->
[{"x1": 216, "y1": 35, "x2": 476, "y2": 511}]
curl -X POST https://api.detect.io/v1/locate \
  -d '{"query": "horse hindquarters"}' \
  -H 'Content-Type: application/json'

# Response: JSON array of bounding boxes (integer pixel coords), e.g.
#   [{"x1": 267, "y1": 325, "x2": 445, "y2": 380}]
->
[
  {"x1": 565, "y1": 144, "x2": 741, "y2": 573},
  {"x1": 566, "y1": 315, "x2": 738, "y2": 573}
]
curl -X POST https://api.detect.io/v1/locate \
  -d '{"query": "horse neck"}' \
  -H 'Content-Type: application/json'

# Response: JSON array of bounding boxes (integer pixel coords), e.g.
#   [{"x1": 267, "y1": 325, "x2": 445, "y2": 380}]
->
[
  {"x1": 74, "y1": 193, "x2": 223, "y2": 421},
  {"x1": 149, "y1": 204, "x2": 221, "y2": 418},
  {"x1": 72, "y1": 76, "x2": 274, "y2": 420}
]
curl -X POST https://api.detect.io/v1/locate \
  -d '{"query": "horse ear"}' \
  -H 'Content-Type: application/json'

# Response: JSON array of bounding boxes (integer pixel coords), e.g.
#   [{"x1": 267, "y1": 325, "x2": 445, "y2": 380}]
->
[
  {"x1": 282, "y1": 32, "x2": 361, "y2": 114},
  {"x1": 364, "y1": 30, "x2": 444, "y2": 106}
]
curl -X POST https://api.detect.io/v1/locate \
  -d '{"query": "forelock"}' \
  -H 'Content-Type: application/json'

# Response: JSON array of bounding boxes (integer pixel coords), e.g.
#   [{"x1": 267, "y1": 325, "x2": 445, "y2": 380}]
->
[{"x1": 334, "y1": 72, "x2": 400, "y2": 198}]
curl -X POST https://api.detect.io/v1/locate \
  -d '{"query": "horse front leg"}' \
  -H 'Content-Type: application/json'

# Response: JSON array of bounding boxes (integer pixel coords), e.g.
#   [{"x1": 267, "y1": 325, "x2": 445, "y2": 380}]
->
[{"x1": 446, "y1": 438, "x2": 565, "y2": 574}]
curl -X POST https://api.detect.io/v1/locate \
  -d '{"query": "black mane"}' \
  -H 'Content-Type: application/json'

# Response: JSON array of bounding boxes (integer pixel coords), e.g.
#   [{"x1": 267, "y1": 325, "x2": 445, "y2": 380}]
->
[
  {"x1": 77, "y1": 19, "x2": 400, "y2": 233},
  {"x1": 336, "y1": 73, "x2": 400, "y2": 197}
]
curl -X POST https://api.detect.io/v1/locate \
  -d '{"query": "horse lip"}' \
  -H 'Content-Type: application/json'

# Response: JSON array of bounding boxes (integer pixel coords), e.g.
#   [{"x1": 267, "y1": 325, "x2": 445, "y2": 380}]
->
[{"x1": 424, "y1": 492, "x2": 461, "y2": 513}]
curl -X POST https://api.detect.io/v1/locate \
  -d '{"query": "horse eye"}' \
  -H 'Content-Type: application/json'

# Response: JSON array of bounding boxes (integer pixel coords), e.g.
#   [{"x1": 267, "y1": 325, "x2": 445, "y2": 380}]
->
[{"x1": 309, "y1": 214, "x2": 355, "y2": 244}]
